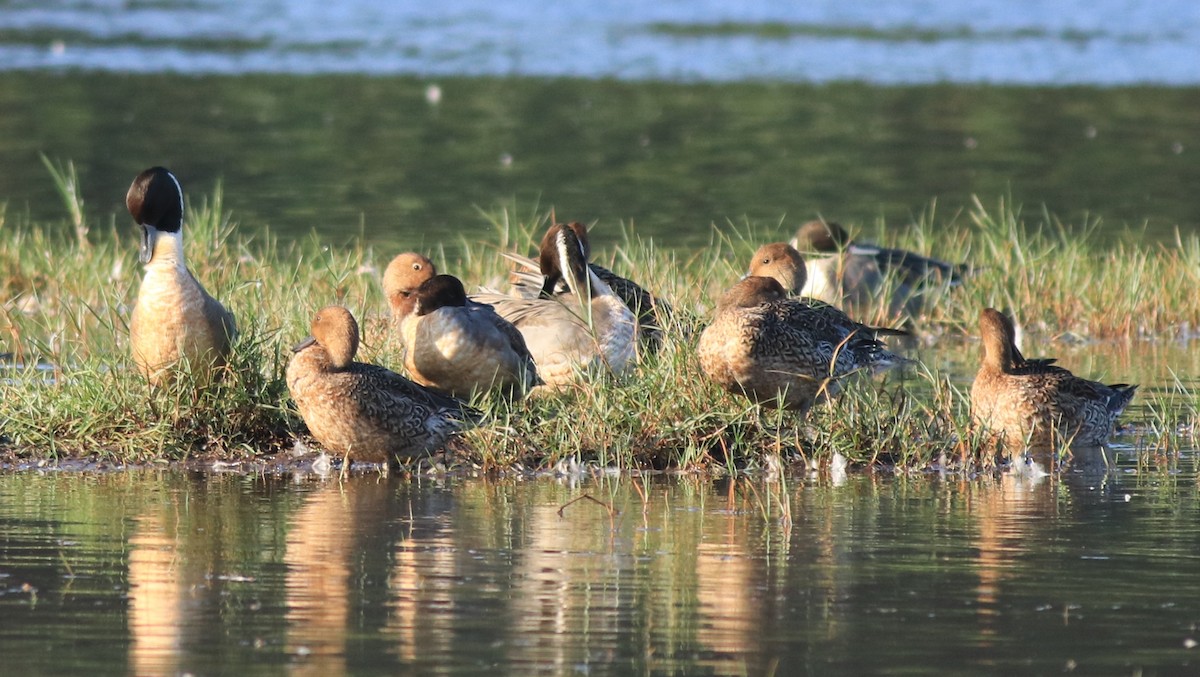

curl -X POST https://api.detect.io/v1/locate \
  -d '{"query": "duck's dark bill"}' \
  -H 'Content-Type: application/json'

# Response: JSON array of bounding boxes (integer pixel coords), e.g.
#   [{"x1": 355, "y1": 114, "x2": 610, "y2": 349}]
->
[{"x1": 292, "y1": 336, "x2": 317, "y2": 353}]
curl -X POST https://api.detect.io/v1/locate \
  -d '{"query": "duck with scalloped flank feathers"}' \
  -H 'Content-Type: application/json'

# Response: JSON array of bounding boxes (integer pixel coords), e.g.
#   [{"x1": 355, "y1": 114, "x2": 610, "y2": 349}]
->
[
  {"x1": 791, "y1": 219, "x2": 970, "y2": 317},
  {"x1": 475, "y1": 222, "x2": 637, "y2": 387},
  {"x1": 286, "y1": 305, "x2": 477, "y2": 464},
  {"x1": 970, "y1": 308, "x2": 1136, "y2": 450},
  {"x1": 127, "y1": 167, "x2": 237, "y2": 386},
  {"x1": 506, "y1": 221, "x2": 670, "y2": 349},
  {"x1": 698, "y1": 272, "x2": 908, "y2": 415}
]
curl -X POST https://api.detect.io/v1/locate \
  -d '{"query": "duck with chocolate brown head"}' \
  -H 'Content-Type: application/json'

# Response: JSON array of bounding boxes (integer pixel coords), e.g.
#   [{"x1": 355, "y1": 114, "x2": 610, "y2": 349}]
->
[
  {"x1": 127, "y1": 167, "x2": 237, "y2": 386},
  {"x1": 475, "y1": 222, "x2": 637, "y2": 387}
]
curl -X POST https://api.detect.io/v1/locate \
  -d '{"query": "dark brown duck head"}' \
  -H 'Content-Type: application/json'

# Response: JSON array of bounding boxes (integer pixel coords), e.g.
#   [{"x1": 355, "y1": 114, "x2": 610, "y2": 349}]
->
[
  {"x1": 294, "y1": 305, "x2": 360, "y2": 370},
  {"x1": 537, "y1": 222, "x2": 591, "y2": 299},
  {"x1": 127, "y1": 166, "x2": 185, "y2": 265},
  {"x1": 717, "y1": 276, "x2": 788, "y2": 313},
  {"x1": 979, "y1": 307, "x2": 1018, "y2": 374},
  {"x1": 793, "y1": 220, "x2": 851, "y2": 253},
  {"x1": 413, "y1": 274, "x2": 469, "y2": 316},
  {"x1": 383, "y1": 252, "x2": 436, "y2": 321},
  {"x1": 747, "y1": 242, "x2": 807, "y2": 295}
]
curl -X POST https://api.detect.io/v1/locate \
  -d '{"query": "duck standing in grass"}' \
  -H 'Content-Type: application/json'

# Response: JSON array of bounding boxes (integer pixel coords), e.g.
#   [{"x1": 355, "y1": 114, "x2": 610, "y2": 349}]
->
[
  {"x1": 400, "y1": 274, "x2": 539, "y2": 400},
  {"x1": 791, "y1": 219, "x2": 969, "y2": 316},
  {"x1": 506, "y1": 221, "x2": 670, "y2": 349},
  {"x1": 127, "y1": 166, "x2": 237, "y2": 385},
  {"x1": 286, "y1": 305, "x2": 476, "y2": 464},
  {"x1": 698, "y1": 274, "x2": 907, "y2": 414},
  {"x1": 476, "y1": 223, "x2": 637, "y2": 387},
  {"x1": 970, "y1": 308, "x2": 1136, "y2": 450}
]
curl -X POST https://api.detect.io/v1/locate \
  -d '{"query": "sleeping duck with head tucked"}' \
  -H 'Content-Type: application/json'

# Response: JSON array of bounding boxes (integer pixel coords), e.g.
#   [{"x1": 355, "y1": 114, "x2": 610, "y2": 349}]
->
[
  {"x1": 505, "y1": 221, "x2": 671, "y2": 349},
  {"x1": 127, "y1": 167, "x2": 237, "y2": 386},
  {"x1": 791, "y1": 219, "x2": 970, "y2": 318},
  {"x1": 474, "y1": 222, "x2": 638, "y2": 387},
  {"x1": 286, "y1": 305, "x2": 478, "y2": 464}
]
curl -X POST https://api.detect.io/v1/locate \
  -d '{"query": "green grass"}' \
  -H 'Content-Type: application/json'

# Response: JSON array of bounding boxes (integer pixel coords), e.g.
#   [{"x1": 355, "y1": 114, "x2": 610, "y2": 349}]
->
[{"x1": 1, "y1": 173, "x2": 1197, "y2": 470}]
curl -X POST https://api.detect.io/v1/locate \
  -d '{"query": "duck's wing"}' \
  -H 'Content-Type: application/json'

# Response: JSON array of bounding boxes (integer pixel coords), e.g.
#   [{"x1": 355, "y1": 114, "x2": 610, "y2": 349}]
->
[
  {"x1": 466, "y1": 299, "x2": 541, "y2": 382},
  {"x1": 795, "y1": 297, "x2": 909, "y2": 338},
  {"x1": 355, "y1": 362, "x2": 482, "y2": 424},
  {"x1": 849, "y1": 242, "x2": 969, "y2": 286},
  {"x1": 768, "y1": 300, "x2": 903, "y2": 375},
  {"x1": 199, "y1": 283, "x2": 238, "y2": 348}
]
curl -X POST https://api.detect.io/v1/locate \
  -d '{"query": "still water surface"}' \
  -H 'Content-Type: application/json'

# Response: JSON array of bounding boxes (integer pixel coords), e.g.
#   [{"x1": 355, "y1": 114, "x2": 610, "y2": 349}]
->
[
  {"x1": 1, "y1": 1, "x2": 1199, "y2": 250},
  {"x1": 1, "y1": 72, "x2": 1197, "y2": 253},
  {"x1": 2, "y1": 460, "x2": 1199, "y2": 675},
  {"x1": 3, "y1": 0, "x2": 1199, "y2": 85}
]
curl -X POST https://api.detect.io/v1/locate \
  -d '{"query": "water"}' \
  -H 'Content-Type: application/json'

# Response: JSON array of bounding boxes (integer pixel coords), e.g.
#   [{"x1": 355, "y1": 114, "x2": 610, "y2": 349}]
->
[
  {"x1": 0, "y1": 72, "x2": 1197, "y2": 253},
  {"x1": 2, "y1": 464, "x2": 1200, "y2": 675},
  {"x1": 2, "y1": 5, "x2": 1199, "y2": 673},
  {"x1": 2, "y1": 0, "x2": 1199, "y2": 85},
  {"x1": 0, "y1": 2, "x2": 1198, "y2": 250}
]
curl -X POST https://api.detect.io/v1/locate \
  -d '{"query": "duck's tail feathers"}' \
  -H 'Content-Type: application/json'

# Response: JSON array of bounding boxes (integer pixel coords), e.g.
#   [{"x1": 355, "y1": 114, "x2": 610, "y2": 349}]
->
[{"x1": 1106, "y1": 384, "x2": 1138, "y2": 415}]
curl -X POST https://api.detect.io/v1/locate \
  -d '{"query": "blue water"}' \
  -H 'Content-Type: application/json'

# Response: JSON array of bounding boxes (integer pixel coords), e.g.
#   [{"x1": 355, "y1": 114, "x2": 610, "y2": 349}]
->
[{"x1": 2, "y1": 0, "x2": 1199, "y2": 84}]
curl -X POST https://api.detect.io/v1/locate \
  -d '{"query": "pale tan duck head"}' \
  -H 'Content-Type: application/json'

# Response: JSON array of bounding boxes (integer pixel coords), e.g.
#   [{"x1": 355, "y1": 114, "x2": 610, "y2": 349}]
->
[
  {"x1": 746, "y1": 243, "x2": 806, "y2": 296},
  {"x1": 383, "y1": 252, "x2": 436, "y2": 322},
  {"x1": 301, "y1": 305, "x2": 361, "y2": 369}
]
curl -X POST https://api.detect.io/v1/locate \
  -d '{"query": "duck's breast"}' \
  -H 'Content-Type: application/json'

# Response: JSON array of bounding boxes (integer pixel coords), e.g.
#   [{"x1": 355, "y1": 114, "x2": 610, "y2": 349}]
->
[{"x1": 132, "y1": 266, "x2": 229, "y2": 380}]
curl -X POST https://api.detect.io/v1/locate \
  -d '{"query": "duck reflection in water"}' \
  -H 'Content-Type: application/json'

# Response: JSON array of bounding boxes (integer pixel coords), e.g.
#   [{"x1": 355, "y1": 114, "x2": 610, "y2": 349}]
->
[{"x1": 285, "y1": 477, "x2": 460, "y2": 674}]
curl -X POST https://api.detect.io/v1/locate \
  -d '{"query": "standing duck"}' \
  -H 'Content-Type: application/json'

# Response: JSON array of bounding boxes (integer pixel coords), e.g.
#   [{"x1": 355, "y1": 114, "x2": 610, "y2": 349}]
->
[
  {"x1": 286, "y1": 305, "x2": 476, "y2": 464},
  {"x1": 970, "y1": 308, "x2": 1136, "y2": 450},
  {"x1": 475, "y1": 223, "x2": 638, "y2": 387},
  {"x1": 127, "y1": 167, "x2": 237, "y2": 385},
  {"x1": 506, "y1": 221, "x2": 670, "y2": 348},
  {"x1": 400, "y1": 274, "x2": 539, "y2": 400},
  {"x1": 698, "y1": 274, "x2": 907, "y2": 414},
  {"x1": 791, "y1": 219, "x2": 968, "y2": 316}
]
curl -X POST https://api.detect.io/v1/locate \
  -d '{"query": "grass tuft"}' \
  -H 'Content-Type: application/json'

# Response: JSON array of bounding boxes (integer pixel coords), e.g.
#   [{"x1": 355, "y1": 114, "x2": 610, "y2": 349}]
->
[{"x1": 1, "y1": 171, "x2": 1196, "y2": 471}]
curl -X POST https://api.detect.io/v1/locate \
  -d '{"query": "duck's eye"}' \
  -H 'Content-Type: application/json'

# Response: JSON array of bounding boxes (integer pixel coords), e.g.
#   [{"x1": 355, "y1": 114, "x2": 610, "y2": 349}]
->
[
  {"x1": 761, "y1": 258, "x2": 770, "y2": 264},
  {"x1": 412, "y1": 263, "x2": 423, "y2": 271},
  {"x1": 401, "y1": 291, "x2": 412, "y2": 298}
]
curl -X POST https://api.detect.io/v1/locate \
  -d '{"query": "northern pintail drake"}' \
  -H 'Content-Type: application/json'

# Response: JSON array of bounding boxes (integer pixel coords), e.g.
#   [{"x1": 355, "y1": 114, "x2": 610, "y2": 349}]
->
[
  {"x1": 127, "y1": 167, "x2": 237, "y2": 385},
  {"x1": 698, "y1": 275, "x2": 907, "y2": 414},
  {"x1": 476, "y1": 223, "x2": 638, "y2": 387},
  {"x1": 400, "y1": 274, "x2": 539, "y2": 399},
  {"x1": 286, "y1": 305, "x2": 477, "y2": 464},
  {"x1": 791, "y1": 219, "x2": 969, "y2": 316},
  {"x1": 506, "y1": 221, "x2": 670, "y2": 348},
  {"x1": 970, "y1": 308, "x2": 1136, "y2": 450},
  {"x1": 382, "y1": 252, "x2": 436, "y2": 323}
]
